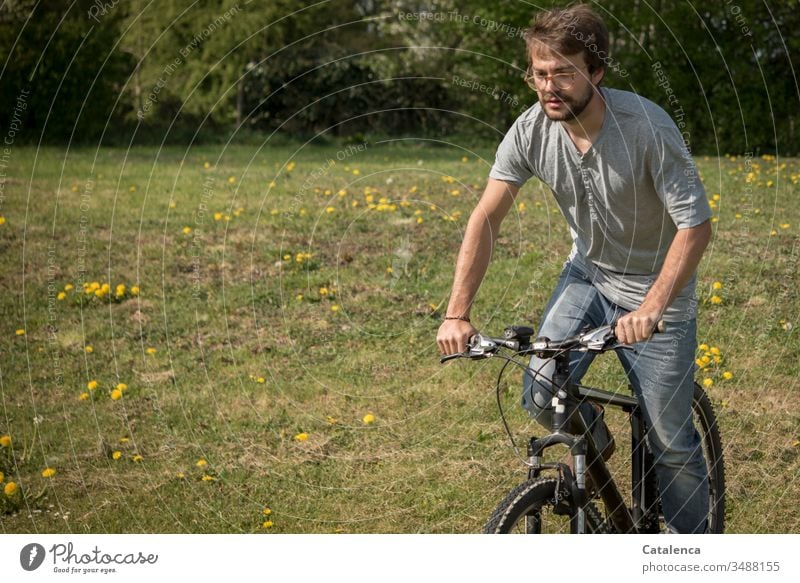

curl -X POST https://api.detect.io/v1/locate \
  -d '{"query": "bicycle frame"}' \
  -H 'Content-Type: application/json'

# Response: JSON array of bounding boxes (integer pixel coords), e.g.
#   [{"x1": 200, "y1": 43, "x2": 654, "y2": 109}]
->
[{"x1": 444, "y1": 323, "x2": 723, "y2": 534}]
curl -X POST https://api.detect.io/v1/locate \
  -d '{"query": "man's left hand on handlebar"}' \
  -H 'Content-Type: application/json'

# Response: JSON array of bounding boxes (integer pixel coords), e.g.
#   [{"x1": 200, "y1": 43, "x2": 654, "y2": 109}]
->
[{"x1": 614, "y1": 308, "x2": 662, "y2": 345}]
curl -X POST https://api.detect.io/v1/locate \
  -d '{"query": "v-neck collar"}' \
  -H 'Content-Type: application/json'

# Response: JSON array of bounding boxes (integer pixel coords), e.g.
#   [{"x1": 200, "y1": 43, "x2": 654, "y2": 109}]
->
[{"x1": 558, "y1": 87, "x2": 609, "y2": 162}]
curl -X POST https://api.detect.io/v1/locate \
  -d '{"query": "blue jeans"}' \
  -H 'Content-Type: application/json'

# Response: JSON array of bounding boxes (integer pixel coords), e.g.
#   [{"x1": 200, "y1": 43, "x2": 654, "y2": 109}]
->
[{"x1": 522, "y1": 261, "x2": 709, "y2": 534}]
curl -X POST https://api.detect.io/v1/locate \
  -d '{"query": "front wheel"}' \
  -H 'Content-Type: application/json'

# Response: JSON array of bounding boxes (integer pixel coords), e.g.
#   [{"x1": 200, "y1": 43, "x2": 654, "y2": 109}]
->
[{"x1": 484, "y1": 478, "x2": 607, "y2": 534}]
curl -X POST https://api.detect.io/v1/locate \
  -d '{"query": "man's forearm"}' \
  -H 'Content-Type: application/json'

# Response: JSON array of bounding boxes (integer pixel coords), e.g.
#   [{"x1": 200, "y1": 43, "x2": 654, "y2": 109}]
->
[
  {"x1": 640, "y1": 220, "x2": 712, "y2": 315},
  {"x1": 445, "y1": 212, "x2": 497, "y2": 318}
]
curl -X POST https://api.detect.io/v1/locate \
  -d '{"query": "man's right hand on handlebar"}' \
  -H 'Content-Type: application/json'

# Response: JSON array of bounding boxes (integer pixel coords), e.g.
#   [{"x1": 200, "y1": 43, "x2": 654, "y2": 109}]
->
[{"x1": 437, "y1": 319, "x2": 478, "y2": 356}]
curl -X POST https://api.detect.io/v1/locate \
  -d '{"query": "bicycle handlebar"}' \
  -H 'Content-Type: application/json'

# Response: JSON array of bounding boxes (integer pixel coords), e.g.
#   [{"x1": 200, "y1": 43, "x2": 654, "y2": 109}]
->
[{"x1": 439, "y1": 319, "x2": 665, "y2": 363}]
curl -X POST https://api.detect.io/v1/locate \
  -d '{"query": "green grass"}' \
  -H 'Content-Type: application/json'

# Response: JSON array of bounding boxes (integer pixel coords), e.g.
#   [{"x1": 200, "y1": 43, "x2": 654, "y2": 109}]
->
[{"x1": 0, "y1": 143, "x2": 798, "y2": 533}]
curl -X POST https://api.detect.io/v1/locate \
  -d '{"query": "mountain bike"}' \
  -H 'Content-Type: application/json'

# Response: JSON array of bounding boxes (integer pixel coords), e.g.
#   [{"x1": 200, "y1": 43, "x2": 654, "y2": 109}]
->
[{"x1": 440, "y1": 322, "x2": 725, "y2": 534}]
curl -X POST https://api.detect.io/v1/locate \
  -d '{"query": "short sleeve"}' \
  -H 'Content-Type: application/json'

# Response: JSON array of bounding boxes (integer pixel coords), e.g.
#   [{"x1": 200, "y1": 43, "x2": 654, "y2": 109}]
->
[
  {"x1": 488, "y1": 118, "x2": 534, "y2": 188},
  {"x1": 648, "y1": 123, "x2": 711, "y2": 229}
]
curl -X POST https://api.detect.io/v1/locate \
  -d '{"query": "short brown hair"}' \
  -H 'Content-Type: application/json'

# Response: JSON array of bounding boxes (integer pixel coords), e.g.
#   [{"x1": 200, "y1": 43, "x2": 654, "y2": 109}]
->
[{"x1": 524, "y1": 4, "x2": 609, "y2": 74}]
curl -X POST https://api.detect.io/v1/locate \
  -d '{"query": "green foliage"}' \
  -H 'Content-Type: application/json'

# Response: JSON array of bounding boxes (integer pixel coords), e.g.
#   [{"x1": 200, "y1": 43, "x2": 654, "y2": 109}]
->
[
  {"x1": 0, "y1": 1, "x2": 798, "y2": 152},
  {"x1": 0, "y1": 0, "x2": 134, "y2": 141}
]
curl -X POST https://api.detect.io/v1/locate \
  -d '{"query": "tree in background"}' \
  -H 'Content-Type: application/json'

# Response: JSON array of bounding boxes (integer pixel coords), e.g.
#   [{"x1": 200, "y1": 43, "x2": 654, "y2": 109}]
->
[
  {"x1": 0, "y1": 0, "x2": 133, "y2": 142},
  {"x1": 1, "y1": 0, "x2": 797, "y2": 153}
]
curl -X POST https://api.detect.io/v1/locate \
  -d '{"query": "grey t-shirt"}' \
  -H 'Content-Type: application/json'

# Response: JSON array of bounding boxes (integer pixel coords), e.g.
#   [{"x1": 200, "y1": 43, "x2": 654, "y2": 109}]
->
[{"x1": 489, "y1": 87, "x2": 711, "y2": 321}]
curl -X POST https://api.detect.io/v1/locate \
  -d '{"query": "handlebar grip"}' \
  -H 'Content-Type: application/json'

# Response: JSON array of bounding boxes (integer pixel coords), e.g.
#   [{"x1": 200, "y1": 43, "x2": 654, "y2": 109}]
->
[{"x1": 439, "y1": 353, "x2": 462, "y2": 364}]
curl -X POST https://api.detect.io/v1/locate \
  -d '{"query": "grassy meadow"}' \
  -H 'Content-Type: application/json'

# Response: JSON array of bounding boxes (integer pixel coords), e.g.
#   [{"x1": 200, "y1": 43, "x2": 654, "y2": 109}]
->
[{"x1": 0, "y1": 141, "x2": 798, "y2": 533}]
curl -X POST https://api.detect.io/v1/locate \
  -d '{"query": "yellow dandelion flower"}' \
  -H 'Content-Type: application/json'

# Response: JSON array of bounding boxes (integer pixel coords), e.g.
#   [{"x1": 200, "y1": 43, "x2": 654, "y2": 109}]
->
[
  {"x1": 695, "y1": 358, "x2": 707, "y2": 368},
  {"x1": 64, "y1": 284, "x2": 74, "y2": 291},
  {"x1": 0, "y1": 435, "x2": 11, "y2": 447},
  {"x1": 228, "y1": 176, "x2": 236, "y2": 184},
  {"x1": 701, "y1": 355, "x2": 711, "y2": 364},
  {"x1": 130, "y1": 286, "x2": 140, "y2": 296},
  {"x1": 203, "y1": 161, "x2": 210, "y2": 169},
  {"x1": 85, "y1": 345, "x2": 94, "y2": 353},
  {"x1": 770, "y1": 229, "x2": 777, "y2": 236},
  {"x1": 79, "y1": 392, "x2": 89, "y2": 401},
  {"x1": 129, "y1": 185, "x2": 136, "y2": 192},
  {"x1": 780, "y1": 223, "x2": 790, "y2": 229},
  {"x1": 735, "y1": 213, "x2": 742, "y2": 219},
  {"x1": 214, "y1": 212, "x2": 223, "y2": 221},
  {"x1": 319, "y1": 287, "x2": 329, "y2": 296},
  {"x1": 256, "y1": 377, "x2": 265, "y2": 384},
  {"x1": 176, "y1": 472, "x2": 185, "y2": 479},
  {"x1": 331, "y1": 305, "x2": 340, "y2": 312},
  {"x1": 262, "y1": 520, "x2": 274, "y2": 528},
  {"x1": 712, "y1": 281, "x2": 722, "y2": 290},
  {"x1": 287, "y1": 161, "x2": 296, "y2": 172},
  {"x1": 416, "y1": 217, "x2": 424, "y2": 224},
  {"x1": 325, "y1": 206, "x2": 335, "y2": 214},
  {"x1": 294, "y1": 432, "x2": 309, "y2": 442},
  {"x1": 15, "y1": 329, "x2": 25, "y2": 336},
  {"x1": 296, "y1": 294, "x2": 303, "y2": 301},
  {"x1": 386, "y1": 267, "x2": 393, "y2": 274},
  {"x1": 132, "y1": 455, "x2": 143, "y2": 463},
  {"x1": 722, "y1": 371, "x2": 734, "y2": 380},
  {"x1": 146, "y1": 347, "x2": 157, "y2": 355},
  {"x1": 116, "y1": 383, "x2": 128, "y2": 392},
  {"x1": 196, "y1": 459, "x2": 208, "y2": 468},
  {"x1": 703, "y1": 378, "x2": 713, "y2": 388},
  {"x1": 4, "y1": 482, "x2": 18, "y2": 496},
  {"x1": 42, "y1": 467, "x2": 56, "y2": 478},
  {"x1": 87, "y1": 380, "x2": 98, "y2": 390},
  {"x1": 363, "y1": 413, "x2": 376, "y2": 425},
  {"x1": 326, "y1": 416, "x2": 338, "y2": 425},
  {"x1": 112, "y1": 451, "x2": 122, "y2": 460},
  {"x1": 352, "y1": 169, "x2": 360, "y2": 175},
  {"x1": 710, "y1": 347, "x2": 721, "y2": 356},
  {"x1": 201, "y1": 474, "x2": 216, "y2": 482},
  {"x1": 709, "y1": 295, "x2": 723, "y2": 305},
  {"x1": 57, "y1": 292, "x2": 66, "y2": 300},
  {"x1": 182, "y1": 226, "x2": 192, "y2": 235},
  {"x1": 698, "y1": 343, "x2": 709, "y2": 351},
  {"x1": 0, "y1": 471, "x2": 4, "y2": 482},
  {"x1": 0, "y1": 216, "x2": 5, "y2": 225},
  {"x1": 713, "y1": 356, "x2": 722, "y2": 364},
  {"x1": 169, "y1": 200, "x2": 177, "y2": 209},
  {"x1": 263, "y1": 507, "x2": 272, "y2": 516},
  {"x1": 119, "y1": 437, "x2": 129, "y2": 443},
  {"x1": 110, "y1": 389, "x2": 123, "y2": 401}
]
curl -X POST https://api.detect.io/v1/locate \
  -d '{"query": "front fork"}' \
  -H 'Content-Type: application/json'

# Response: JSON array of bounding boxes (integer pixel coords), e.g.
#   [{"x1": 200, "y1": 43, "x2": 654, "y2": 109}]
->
[{"x1": 526, "y1": 386, "x2": 591, "y2": 532}]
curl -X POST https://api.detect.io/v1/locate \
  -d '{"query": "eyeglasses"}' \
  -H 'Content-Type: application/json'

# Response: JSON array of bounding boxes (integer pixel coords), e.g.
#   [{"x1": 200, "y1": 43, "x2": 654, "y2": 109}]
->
[{"x1": 524, "y1": 66, "x2": 588, "y2": 91}]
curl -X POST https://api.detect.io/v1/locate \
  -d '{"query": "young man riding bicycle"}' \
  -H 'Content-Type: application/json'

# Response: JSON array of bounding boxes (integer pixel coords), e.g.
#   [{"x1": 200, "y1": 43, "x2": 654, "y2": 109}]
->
[{"x1": 437, "y1": 4, "x2": 712, "y2": 534}]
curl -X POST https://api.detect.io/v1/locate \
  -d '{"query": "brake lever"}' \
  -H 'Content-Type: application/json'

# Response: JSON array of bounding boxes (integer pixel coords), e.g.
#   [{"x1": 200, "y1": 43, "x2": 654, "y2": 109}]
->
[{"x1": 439, "y1": 352, "x2": 466, "y2": 364}]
